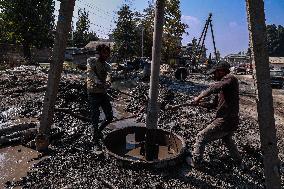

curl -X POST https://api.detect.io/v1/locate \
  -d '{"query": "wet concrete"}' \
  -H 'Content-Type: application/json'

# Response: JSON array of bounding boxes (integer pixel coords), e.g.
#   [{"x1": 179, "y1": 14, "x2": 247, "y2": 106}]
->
[
  {"x1": 104, "y1": 127, "x2": 185, "y2": 167},
  {"x1": 125, "y1": 146, "x2": 177, "y2": 161},
  {"x1": 0, "y1": 145, "x2": 40, "y2": 188}
]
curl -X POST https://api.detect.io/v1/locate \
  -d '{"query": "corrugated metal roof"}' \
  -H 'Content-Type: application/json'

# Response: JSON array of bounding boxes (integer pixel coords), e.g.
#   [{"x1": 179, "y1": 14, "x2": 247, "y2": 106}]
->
[{"x1": 269, "y1": 57, "x2": 284, "y2": 64}]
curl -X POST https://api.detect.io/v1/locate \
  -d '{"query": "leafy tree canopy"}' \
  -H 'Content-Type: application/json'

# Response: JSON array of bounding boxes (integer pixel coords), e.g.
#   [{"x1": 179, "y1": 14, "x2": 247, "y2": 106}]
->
[
  {"x1": 112, "y1": 4, "x2": 140, "y2": 60},
  {"x1": 266, "y1": 24, "x2": 284, "y2": 57},
  {"x1": 72, "y1": 8, "x2": 98, "y2": 48},
  {"x1": 112, "y1": 0, "x2": 188, "y2": 62},
  {"x1": 0, "y1": 0, "x2": 55, "y2": 60}
]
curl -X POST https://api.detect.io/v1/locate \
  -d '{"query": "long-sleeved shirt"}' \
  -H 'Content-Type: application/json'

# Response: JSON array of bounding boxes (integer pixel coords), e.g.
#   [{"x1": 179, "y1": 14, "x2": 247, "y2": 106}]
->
[
  {"x1": 86, "y1": 57, "x2": 111, "y2": 94},
  {"x1": 200, "y1": 74, "x2": 239, "y2": 119}
]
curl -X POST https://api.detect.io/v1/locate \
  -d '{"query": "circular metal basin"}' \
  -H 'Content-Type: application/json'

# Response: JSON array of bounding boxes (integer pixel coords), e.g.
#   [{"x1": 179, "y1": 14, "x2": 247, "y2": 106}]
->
[{"x1": 104, "y1": 126, "x2": 186, "y2": 168}]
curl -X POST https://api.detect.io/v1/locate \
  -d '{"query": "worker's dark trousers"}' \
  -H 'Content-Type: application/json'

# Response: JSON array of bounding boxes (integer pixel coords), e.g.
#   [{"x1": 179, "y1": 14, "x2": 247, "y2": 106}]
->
[
  {"x1": 193, "y1": 117, "x2": 242, "y2": 162},
  {"x1": 88, "y1": 93, "x2": 113, "y2": 142}
]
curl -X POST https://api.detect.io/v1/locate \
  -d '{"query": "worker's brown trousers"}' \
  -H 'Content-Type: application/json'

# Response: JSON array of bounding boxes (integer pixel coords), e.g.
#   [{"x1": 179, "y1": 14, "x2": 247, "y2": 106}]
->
[{"x1": 193, "y1": 117, "x2": 242, "y2": 162}]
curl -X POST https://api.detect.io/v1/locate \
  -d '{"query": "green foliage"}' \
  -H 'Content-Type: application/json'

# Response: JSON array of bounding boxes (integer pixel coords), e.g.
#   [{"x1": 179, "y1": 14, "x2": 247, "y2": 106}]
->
[
  {"x1": 112, "y1": 1, "x2": 187, "y2": 61},
  {"x1": 71, "y1": 8, "x2": 98, "y2": 48},
  {"x1": 266, "y1": 24, "x2": 284, "y2": 57},
  {"x1": 112, "y1": 4, "x2": 140, "y2": 60},
  {"x1": 0, "y1": 0, "x2": 55, "y2": 60},
  {"x1": 0, "y1": 17, "x2": 6, "y2": 43},
  {"x1": 141, "y1": 0, "x2": 188, "y2": 61},
  {"x1": 163, "y1": 0, "x2": 187, "y2": 60},
  {"x1": 141, "y1": 2, "x2": 155, "y2": 58}
]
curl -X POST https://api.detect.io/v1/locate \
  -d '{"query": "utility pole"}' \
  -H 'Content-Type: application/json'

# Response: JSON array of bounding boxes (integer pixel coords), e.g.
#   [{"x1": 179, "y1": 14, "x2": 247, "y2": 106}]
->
[
  {"x1": 71, "y1": 20, "x2": 74, "y2": 51},
  {"x1": 145, "y1": 0, "x2": 165, "y2": 160},
  {"x1": 141, "y1": 26, "x2": 144, "y2": 57},
  {"x1": 246, "y1": 0, "x2": 281, "y2": 188},
  {"x1": 36, "y1": 0, "x2": 76, "y2": 151}
]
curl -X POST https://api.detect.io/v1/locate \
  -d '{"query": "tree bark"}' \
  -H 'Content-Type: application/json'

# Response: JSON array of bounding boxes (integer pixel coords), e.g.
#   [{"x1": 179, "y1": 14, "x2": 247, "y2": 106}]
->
[
  {"x1": 245, "y1": 0, "x2": 281, "y2": 188},
  {"x1": 38, "y1": 0, "x2": 75, "y2": 137},
  {"x1": 22, "y1": 40, "x2": 31, "y2": 61}
]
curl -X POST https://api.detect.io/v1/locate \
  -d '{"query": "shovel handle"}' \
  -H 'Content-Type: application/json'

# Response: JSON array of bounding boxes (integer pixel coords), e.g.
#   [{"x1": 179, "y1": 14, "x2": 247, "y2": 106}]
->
[{"x1": 166, "y1": 102, "x2": 195, "y2": 110}]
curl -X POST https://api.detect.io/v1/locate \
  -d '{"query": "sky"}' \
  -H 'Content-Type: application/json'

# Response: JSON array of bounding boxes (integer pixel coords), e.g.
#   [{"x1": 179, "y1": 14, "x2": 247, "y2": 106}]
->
[{"x1": 55, "y1": 0, "x2": 284, "y2": 57}]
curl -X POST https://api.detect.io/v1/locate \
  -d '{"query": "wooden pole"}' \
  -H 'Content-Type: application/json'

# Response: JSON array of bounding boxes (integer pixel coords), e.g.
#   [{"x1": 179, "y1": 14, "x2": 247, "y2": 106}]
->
[
  {"x1": 36, "y1": 0, "x2": 76, "y2": 150},
  {"x1": 246, "y1": 0, "x2": 281, "y2": 188}
]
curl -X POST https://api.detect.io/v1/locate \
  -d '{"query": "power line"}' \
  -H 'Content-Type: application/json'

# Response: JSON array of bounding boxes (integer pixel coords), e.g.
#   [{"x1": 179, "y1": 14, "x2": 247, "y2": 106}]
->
[
  {"x1": 76, "y1": 0, "x2": 114, "y2": 17},
  {"x1": 54, "y1": 7, "x2": 116, "y2": 38},
  {"x1": 72, "y1": 15, "x2": 112, "y2": 31}
]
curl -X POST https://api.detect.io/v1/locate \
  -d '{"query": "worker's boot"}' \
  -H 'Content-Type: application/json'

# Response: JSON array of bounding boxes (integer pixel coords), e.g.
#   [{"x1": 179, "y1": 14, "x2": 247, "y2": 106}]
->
[
  {"x1": 98, "y1": 119, "x2": 111, "y2": 132},
  {"x1": 92, "y1": 133, "x2": 103, "y2": 155},
  {"x1": 186, "y1": 154, "x2": 203, "y2": 169},
  {"x1": 235, "y1": 159, "x2": 246, "y2": 171},
  {"x1": 90, "y1": 126, "x2": 99, "y2": 143}
]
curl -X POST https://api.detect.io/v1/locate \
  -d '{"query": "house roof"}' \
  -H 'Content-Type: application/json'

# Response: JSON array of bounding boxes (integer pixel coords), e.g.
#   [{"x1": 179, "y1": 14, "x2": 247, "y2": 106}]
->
[
  {"x1": 269, "y1": 57, "x2": 284, "y2": 64},
  {"x1": 224, "y1": 54, "x2": 249, "y2": 59}
]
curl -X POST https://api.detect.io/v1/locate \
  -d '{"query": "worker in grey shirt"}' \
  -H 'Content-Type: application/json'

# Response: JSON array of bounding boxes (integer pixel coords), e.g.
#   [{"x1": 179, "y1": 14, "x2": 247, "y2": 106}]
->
[
  {"x1": 87, "y1": 44, "x2": 113, "y2": 148},
  {"x1": 189, "y1": 61, "x2": 242, "y2": 167}
]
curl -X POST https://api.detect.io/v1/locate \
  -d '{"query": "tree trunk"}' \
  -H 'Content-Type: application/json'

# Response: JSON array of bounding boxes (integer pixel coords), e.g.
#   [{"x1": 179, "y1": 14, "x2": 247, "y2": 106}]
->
[
  {"x1": 245, "y1": 0, "x2": 281, "y2": 188},
  {"x1": 37, "y1": 0, "x2": 75, "y2": 146},
  {"x1": 22, "y1": 40, "x2": 31, "y2": 61}
]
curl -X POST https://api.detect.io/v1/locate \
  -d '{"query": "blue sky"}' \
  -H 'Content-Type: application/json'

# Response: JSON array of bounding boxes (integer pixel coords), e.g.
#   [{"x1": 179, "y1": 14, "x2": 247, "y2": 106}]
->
[{"x1": 55, "y1": 0, "x2": 284, "y2": 57}]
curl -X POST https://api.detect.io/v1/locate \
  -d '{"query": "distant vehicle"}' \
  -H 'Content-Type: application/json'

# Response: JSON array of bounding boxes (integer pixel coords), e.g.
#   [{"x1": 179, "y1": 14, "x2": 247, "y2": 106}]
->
[
  {"x1": 270, "y1": 70, "x2": 284, "y2": 88},
  {"x1": 234, "y1": 66, "x2": 247, "y2": 75},
  {"x1": 64, "y1": 47, "x2": 80, "y2": 61},
  {"x1": 246, "y1": 68, "x2": 253, "y2": 74}
]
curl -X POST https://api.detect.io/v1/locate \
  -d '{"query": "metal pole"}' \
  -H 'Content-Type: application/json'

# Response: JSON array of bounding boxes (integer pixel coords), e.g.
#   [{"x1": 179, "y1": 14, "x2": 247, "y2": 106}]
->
[
  {"x1": 246, "y1": 0, "x2": 281, "y2": 188},
  {"x1": 142, "y1": 27, "x2": 144, "y2": 57},
  {"x1": 209, "y1": 14, "x2": 217, "y2": 61},
  {"x1": 36, "y1": 0, "x2": 76, "y2": 151},
  {"x1": 144, "y1": 0, "x2": 165, "y2": 161},
  {"x1": 71, "y1": 20, "x2": 74, "y2": 51}
]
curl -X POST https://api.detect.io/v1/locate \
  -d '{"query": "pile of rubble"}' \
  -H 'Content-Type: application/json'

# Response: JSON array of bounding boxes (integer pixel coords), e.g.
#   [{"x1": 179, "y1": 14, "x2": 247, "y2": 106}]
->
[{"x1": 1, "y1": 66, "x2": 283, "y2": 188}]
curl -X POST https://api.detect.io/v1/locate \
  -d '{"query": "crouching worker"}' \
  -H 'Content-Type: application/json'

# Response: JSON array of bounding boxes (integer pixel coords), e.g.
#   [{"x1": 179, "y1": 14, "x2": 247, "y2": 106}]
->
[
  {"x1": 189, "y1": 61, "x2": 243, "y2": 168},
  {"x1": 86, "y1": 44, "x2": 113, "y2": 148}
]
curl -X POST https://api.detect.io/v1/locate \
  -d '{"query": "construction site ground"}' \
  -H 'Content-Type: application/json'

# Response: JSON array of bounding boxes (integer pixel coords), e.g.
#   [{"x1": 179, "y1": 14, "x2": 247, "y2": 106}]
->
[{"x1": 0, "y1": 66, "x2": 283, "y2": 188}]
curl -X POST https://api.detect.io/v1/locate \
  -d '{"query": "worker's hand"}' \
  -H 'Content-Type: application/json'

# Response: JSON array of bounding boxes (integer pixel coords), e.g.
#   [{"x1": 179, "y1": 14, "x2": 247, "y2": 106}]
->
[
  {"x1": 104, "y1": 82, "x2": 111, "y2": 89},
  {"x1": 192, "y1": 97, "x2": 201, "y2": 105}
]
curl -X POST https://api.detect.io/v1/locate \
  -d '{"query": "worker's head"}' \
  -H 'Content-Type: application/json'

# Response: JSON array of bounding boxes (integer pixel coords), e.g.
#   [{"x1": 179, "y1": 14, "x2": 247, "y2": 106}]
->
[
  {"x1": 96, "y1": 44, "x2": 110, "y2": 62},
  {"x1": 208, "y1": 61, "x2": 230, "y2": 81}
]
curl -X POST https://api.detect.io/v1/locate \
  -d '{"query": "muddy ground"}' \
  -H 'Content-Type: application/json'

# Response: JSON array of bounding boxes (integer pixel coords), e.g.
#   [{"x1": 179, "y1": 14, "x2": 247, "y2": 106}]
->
[{"x1": 0, "y1": 66, "x2": 283, "y2": 188}]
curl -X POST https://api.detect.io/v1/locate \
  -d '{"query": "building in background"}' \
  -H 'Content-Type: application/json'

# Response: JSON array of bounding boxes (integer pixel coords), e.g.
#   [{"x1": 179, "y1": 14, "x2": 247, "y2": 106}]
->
[
  {"x1": 269, "y1": 57, "x2": 284, "y2": 70},
  {"x1": 224, "y1": 53, "x2": 250, "y2": 66}
]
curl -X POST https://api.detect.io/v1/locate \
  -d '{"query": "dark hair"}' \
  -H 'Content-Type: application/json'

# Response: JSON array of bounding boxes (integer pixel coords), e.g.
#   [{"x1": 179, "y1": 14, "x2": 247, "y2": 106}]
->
[{"x1": 96, "y1": 44, "x2": 110, "y2": 53}]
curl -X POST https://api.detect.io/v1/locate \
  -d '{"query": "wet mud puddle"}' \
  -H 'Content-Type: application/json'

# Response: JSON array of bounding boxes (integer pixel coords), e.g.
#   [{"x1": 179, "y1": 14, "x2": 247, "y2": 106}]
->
[
  {"x1": 125, "y1": 146, "x2": 177, "y2": 161},
  {"x1": 0, "y1": 145, "x2": 41, "y2": 188},
  {"x1": 124, "y1": 134, "x2": 177, "y2": 161}
]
